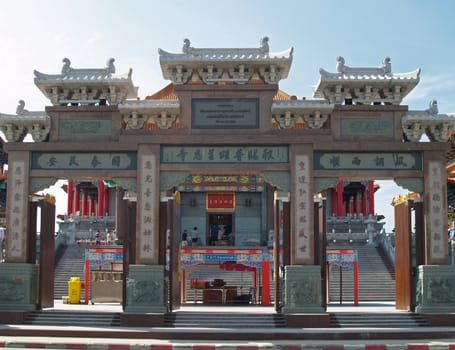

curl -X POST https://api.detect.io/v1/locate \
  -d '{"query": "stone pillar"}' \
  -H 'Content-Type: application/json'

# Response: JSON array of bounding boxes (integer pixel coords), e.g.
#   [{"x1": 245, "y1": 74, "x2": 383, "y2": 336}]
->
[
  {"x1": 415, "y1": 265, "x2": 455, "y2": 313},
  {"x1": 414, "y1": 153, "x2": 452, "y2": 313},
  {"x1": 282, "y1": 265, "x2": 323, "y2": 313},
  {"x1": 125, "y1": 144, "x2": 166, "y2": 313},
  {"x1": 282, "y1": 145, "x2": 324, "y2": 313},
  {"x1": 0, "y1": 151, "x2": 37, "y2": 310}
]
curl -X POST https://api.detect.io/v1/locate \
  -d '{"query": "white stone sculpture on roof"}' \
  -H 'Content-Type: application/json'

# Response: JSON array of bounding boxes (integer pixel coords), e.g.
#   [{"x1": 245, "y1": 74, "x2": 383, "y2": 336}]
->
[
  {"x1": 33, "y1": 58, "x2": 137, "y2": 106},
  {"x1": 159, "y1": 37, "x2": 293, "y2": 85},
  {"x1": 402, "y1": 100, "x2": 455, "y2": 142},
  {"x1": 0, "y1": 100, "x2": 50, "y2": 142},
  {"x1": 314, "y1": 56, "x2": 420, "y2": 105}
]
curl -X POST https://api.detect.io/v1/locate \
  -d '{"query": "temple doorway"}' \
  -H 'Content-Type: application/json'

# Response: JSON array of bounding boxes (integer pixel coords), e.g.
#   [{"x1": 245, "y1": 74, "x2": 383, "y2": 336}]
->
[{"x1": 207, "y1": 213, "x2": 234, "y2": 246}]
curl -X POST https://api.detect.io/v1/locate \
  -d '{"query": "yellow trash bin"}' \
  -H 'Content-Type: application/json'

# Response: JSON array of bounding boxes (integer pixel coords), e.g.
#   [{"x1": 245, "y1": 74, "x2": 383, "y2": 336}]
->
[{"x1": 68, "y1": 277, "x2": 81, "y2": 304}]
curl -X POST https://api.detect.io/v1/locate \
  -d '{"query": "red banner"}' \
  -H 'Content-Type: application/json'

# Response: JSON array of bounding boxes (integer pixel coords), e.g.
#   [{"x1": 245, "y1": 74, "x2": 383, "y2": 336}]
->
[{"x1": 206, "y1": 193, "x2": 235, "y2": 210}]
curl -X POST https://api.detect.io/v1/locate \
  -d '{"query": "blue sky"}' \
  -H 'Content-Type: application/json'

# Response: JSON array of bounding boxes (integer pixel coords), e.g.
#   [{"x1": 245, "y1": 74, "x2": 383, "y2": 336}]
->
[{"x1": 0, "y1": 0, "x2": 454, "y2": 231}]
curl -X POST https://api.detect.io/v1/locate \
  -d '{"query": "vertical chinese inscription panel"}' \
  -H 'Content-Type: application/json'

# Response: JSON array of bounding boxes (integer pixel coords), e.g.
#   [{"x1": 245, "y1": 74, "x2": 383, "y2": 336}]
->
[
  {"x1": 426, "y1": 160, "x2": 448, "y2": 264},
  {"x1": 6, "y1": 160, "x2": 28, "y2": 261},
  {"x1": 137, "y1": 152, "x2": 159, "y2": 264},
  {"x1": 292, "y1": 153, "x2": 314, "y2": 264}
]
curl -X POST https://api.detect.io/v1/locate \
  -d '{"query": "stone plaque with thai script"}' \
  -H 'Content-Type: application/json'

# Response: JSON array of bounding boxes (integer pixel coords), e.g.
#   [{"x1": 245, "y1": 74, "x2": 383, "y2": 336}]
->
[
  {"x1": 192, "y1": 99, "x2": 259, "y2": 128},
  {"x1": 162, "y1": 146, "x2": 288, "y2": 163},
  {"x1": 314, "y1": 152, "x2": 422, "y2": 170},
  {"x1": 31, "y1": 152, "x2": 137, "y2": 170},
  {"x1": 341, "y1": 118, "x2": 394, "y2": 137},
  {"x1": 59, "y1": 119, "x2": 112, "y2": 136}
]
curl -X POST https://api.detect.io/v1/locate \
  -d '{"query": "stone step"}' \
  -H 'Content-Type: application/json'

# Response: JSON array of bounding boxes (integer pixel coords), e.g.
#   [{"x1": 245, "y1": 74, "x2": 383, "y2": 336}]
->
[
  {"x1": 330, "y1": 312, "x2": 429, "y2": 328},
  {"x1": 167, "y1": 312, "x2": 286, "y2": 328},
  {"x1": 24, "y1": 310, "x2": 121, "y2": 327}
]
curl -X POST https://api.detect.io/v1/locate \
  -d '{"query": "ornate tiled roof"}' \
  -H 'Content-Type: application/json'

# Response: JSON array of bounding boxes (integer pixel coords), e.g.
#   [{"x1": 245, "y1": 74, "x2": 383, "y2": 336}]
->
[
  {"x1": 0, "y1": 100, "x2": 50, "y2": 142},
  {"x1": 402, "y1": 100, "x2": 455, "y2": 142},
  {"x1": 145, "y1": 83, "x2": 178, "y2": 101},
  {"x1": 314, "y1": 56, "x2": 420, "y2": 105},
  {"x1": 34, "y1": 58, "x2": 138, "y2": 105},
  {"x1": 159, "y1": 37, "x2": 293, "y2": 85}
]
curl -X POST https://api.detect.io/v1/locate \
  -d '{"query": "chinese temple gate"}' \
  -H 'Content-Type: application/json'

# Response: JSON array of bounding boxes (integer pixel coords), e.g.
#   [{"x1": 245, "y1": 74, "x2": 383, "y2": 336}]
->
[{"x1": 0, "y1": 37, "x2": 454, "y2": 323}]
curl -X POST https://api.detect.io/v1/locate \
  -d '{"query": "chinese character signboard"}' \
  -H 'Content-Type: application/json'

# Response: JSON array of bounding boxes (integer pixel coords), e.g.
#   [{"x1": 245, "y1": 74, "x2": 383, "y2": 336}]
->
[
  {"x1": 31, "y1": 152, "x2": 137, "y2": 170},
  {"x1": 162, "y1": 145, "x2": 289, "y2": 164},
  {"x1": 314, "y1": 152, "x2": 422, "y2": 170},
  {"x1": 206, "y1": 193, "x2": 235, "y2": 210}
]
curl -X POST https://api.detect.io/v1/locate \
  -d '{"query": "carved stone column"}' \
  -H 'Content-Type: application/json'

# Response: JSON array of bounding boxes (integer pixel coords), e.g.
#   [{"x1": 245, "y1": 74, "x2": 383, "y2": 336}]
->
[
  {"x1": 415, "y1": 153, "x2": 455, "y2": 313},
  {"x1": 282, "y1": 145, "x2": 324, "y2": 313},
  {"x1": 0, "y1": 151, "x2": 37, "y2": 310},
  {"x1": 125, "y1": 144, "x2": 166, "y2": 313}
]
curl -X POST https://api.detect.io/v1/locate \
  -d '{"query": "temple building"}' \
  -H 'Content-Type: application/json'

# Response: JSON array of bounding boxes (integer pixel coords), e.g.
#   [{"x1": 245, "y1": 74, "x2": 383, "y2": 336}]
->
[{"x1": 0, "y1": 37, "x2": 455, "y2": 322}]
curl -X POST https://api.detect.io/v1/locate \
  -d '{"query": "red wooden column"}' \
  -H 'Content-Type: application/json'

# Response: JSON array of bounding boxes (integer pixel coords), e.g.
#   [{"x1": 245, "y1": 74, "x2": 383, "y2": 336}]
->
[
  {"x1": 97, "y1": 181, "x2": 105, "y2": 217},
  {"x1": 89, "y1": 195, "x2": 96, "y2": 216},
  {"x1": 81, "y1": 190, "x2": 88, "y2": 216},
  {"x1": 261, "y1": 260, "x2": 270, "y2": 306},
  {"x1": 361, "y1": 187, "x2": 367, "y2": 216},
  {"x1": 336, "y1": 182, "x2": 343, "y2": 217},
  {"x1": 331, "y1": 188, "x2": 337, "y2": 216},
  {"x1": 74, "y1": 184, "x2": 81, "y2": 215},
  {"x1": 67, "y1": 181, "x2": 74, "y2": 216},
  {"x1": 368, "y1": 181, "x2": 375, "y2": 215},
  {"x1": 103, "y1": 186, "x2": 110, "y2": 216}
]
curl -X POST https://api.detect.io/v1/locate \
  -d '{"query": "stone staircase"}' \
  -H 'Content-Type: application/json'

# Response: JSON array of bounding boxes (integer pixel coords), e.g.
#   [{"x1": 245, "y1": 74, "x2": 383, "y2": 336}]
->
[
  {"x1": 24, "y1": 310, "x2": 121, "y2": 327},
  {"x1": 165, "y1": 311, "x2": 285, "y2": 328},
  {"x1": 328, "y1": 244, "x2": 395, "y2": 303},
  {"x1": 54, "y1": 245, "x2": 86, "y2": 299}
]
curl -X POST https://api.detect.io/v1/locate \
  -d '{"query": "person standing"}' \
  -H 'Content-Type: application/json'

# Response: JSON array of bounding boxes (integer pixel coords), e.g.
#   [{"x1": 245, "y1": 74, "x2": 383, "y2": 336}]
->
[
  {"x1": 210, "y1": 224, "x2": 218, "y2": 246},
  {"x1": 95, "y1": 230, "x2": 102, "y2": 246},
  {"x1": 191, "y1": 227, "x2": 198, "y2": 247}
]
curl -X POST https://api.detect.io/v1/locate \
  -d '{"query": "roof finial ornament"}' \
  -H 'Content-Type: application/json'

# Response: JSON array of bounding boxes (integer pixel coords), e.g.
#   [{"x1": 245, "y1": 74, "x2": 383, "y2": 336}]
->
[
  {"x1": 106, "y1": 58, "x2": 115, "y2": 74},
  {"x1": 259, "y1": 36, "x2": 269, "y2": 54},
  {"x1": 382, "y1": 57, "x2": 391, "y2": 73},
  {"x1": 61, "y1": 58, "x2": 71, "y2": 74},
  {"x1": 336, "y1": 56, "x2": 345, "y2": 73},
  {"x1": 16, "y1": 100, "x2": 27, "y2": 115},
  {"x1": 426, "y1": 100, "x2": 438, "y2": 115},
  {"x1": 182, "y1": 38, "x2": 191, "y2": 54}
]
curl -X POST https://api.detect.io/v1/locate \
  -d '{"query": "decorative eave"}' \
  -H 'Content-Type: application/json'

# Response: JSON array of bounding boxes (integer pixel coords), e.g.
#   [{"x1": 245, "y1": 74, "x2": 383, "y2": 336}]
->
[
  {"x1": 313, "y1": 56, "x2": 420, "y2": 105},
  {"x1": 0, "y1": 100, "x2": 50, "y2": 142},
  {"x1": 118, "y1": 100, "x2": 180, "y2": 130},
  {"x1": 159, "y1": 37, "x2": 293, "y2": 85},
  {"x1": 271, "y1": 99, "x2": 333, "y2": 129},
  {"x1": 34, "y1": 58, "x2": 138, "y2": 106},
  {"x1": 402, "y1": 100, "x2": 455, "y2": 142}
]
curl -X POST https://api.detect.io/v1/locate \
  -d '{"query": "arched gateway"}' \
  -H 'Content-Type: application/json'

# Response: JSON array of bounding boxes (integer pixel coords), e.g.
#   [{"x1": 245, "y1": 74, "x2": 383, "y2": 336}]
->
[{"x1": 0, "y1": 38, "x2": 455, "y2": 322}]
